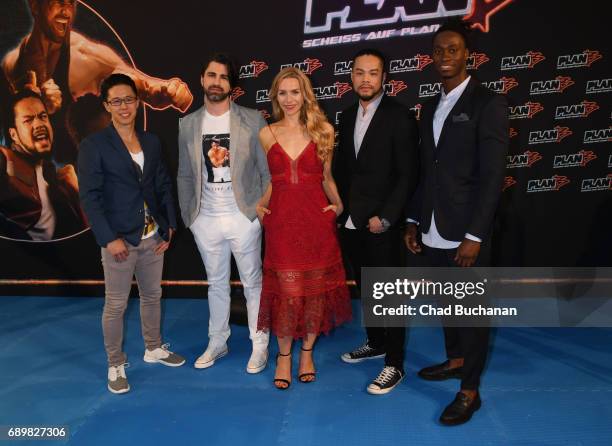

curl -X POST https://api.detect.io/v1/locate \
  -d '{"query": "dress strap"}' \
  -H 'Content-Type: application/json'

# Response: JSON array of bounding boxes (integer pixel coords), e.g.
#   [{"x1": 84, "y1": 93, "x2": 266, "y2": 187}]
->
[{"x1": 267, "y1": 124, "x2": 279, "y2": 145}]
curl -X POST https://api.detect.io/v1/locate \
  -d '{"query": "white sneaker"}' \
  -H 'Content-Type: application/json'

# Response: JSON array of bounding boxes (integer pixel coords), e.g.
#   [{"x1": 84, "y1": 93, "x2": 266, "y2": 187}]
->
[
  {"x1": 194, "y1": 344, "x2": 228, "y2": 369},
  {"x1": 107, "y1": 363, "x2": 130, "y2": 394},
  {"x1": 143, "y1": 343, "x2": 186, "y2": 367},
  {"x1": 246, "y1": 346, "x2": 268, "y2": 374}
]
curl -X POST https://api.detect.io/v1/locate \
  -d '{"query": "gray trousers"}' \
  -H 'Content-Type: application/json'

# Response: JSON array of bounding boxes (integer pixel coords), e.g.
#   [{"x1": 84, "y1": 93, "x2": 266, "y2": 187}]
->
[{"x1": 101, "y1": 235, "x2": 164, "y2": 366}]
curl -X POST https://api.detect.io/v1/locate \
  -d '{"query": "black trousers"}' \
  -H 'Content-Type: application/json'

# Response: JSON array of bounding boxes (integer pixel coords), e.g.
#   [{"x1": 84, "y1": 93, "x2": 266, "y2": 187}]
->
[
  {"x1": 422, "y1": 243, "x2": 491, "y2": 390},
  {"x1": 340, "y1": 227, "x2": 406, "y2": 371}
]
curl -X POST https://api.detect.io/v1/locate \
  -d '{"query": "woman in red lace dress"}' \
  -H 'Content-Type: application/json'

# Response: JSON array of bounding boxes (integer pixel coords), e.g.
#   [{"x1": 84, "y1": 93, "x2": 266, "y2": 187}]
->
[{"x1": 256, "y1": 67, "x2": 351, "y2": 389}]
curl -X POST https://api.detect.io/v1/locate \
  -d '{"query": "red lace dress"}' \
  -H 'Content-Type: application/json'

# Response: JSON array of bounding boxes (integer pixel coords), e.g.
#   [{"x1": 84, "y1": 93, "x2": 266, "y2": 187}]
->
[{"x1": 257, "y1": 141, "x2": 352, "y2": 339}]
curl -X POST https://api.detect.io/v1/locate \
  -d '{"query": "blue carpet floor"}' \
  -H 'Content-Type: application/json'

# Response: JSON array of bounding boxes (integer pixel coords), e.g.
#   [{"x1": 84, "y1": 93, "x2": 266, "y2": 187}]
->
[{"x1": 0, "y1": 296, "x2": 611, "y2": 446}]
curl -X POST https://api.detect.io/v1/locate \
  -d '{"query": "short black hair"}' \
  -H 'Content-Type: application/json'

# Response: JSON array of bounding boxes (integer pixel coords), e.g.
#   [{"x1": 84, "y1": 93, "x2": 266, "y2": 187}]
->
[
  {"x1": 433, "y1": 18, "x2": 472, "y2": 50},
  {"x1": 352, "y1": 48, "x2": 387, "y2": 73},
  {"x1": 100, "y1": 73, "x2": 137, "y2": 102},
  {"x1": 4, "y1": 89, "x2": 46, "y2": 142},
  {"x1": 201, "y1": 53, "x2": 238, "y2": 89}
]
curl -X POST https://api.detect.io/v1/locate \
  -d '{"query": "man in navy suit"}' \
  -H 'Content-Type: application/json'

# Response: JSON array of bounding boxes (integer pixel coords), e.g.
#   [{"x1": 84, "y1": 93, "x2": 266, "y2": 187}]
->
[
  {"x1": 78, "y1": 74, "x2": 185, "y2": 395},
  {"x1": 405, "y1": 20, "x2": 509, "y2": 425}
]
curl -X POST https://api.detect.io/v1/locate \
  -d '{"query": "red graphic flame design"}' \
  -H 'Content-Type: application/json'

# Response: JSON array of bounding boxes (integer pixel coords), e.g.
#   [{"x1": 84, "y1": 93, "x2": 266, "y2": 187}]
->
[
  {"x1": 527, "y1": 51, "x2": 546, "y2": 68},
  {"x1": 467, "y1": 52, "x2": 490, "y2": 69},
  {"x1": 581, "y1": 101, "x2": 600, "y2": 117},
  {"x1": 464, "y1": 0, "x2": 515, "y2": 33},
  {"x1": 556, "y1": 76, "x2": 575, "y2": 92},
  {"x1": 231, "y1": 87, "x2": 245, "y2": 101},
  {"x1": 258, "y1": 109, "x2": 271, "y2": 120},
  {"x1": 334, "y1": 82, "x2": 353, "y2": 98},
  {"x1": 386, "y1": 80, "x2": 408, "y2": 96},
  {"x1": 526, "y1": 102, "x2": 544, "y2": 118},
  {"x1": 503, "y1": 176, "x2": 517, "y2": 191},
  {"x1": 509, "y1": 128, "x2": 518, "y2": 138},
  {"x1": 525, "y1": 150, "x2": 542, "y2": 166},
  {"x1": 304, "y1": 58, "x2": 323, "y2": 75},
  {"x1": 555, "y1": 126, "x2": 573, "y2": 142},
  {"x1": 500, "y1": 77, "x2": 518, "y2": 94},
  {"x1": 585, "y1": 50, "x2": 603, "y2": 67},
  {"x1": 416, "y1": 54, "x2": 434, "y2": 71},
  {"x1": 578, "y1": 150, "x2": 597, "y2": 167},
  {"x1": 553, "y1": 175, "x2": 571, "y2": 190}
]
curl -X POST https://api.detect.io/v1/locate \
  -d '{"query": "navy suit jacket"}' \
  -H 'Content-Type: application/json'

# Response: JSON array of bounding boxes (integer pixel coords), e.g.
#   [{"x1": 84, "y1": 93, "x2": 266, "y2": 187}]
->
[
  {"x1": 408, "y1": 78, "x2": 509, "y2": 241},
  {"x1": 78, "y1": 125, "x2": 177, "y2": 248}
]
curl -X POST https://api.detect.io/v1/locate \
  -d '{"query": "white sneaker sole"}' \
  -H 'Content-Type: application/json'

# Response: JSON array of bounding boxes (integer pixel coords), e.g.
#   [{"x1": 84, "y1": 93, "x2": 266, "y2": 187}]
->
[
  {"x1": 341, "y1": 352, "x2": 386, "y2": 364},
  {"x1": 366, "y1": 375, "x2": 404, "y2": 395},
  {"x1": 194, "y1": 348, "x2": 228, "y2": 369},
  {"x1": 108, "y1": 383, "x2": 130, "y2": 394},
  {"x1": 143, "y1": 355, "x2": 186, "y2": 367},
  {"x1": 246, "y1": 359, "x2": 268, "y2": 374}
]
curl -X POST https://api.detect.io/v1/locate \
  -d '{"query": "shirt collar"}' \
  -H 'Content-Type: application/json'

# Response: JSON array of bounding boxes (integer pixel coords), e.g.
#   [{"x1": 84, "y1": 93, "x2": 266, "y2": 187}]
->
[
  {"x1": 440, "y1": 75, "x2": 471, "y2": 102},
  {"x1": 358, "y1": 91, "x2": 384, "y2": 117}
]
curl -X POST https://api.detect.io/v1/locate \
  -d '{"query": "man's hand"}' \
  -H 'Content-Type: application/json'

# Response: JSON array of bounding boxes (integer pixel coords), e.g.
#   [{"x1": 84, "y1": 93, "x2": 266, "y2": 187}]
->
[
  {"x1": 40, "y1": 78, "x2": 62, "y2": 114},
  {"x1": 367, "y1": 216, "x2": 384, "y2": 233},
  {"x1": 403, "y1": 223, "x2": 422, "y2": 254},
  {"x1": 144, "y1": 78, "x2": 193, "y2": 113},
  {"x1": 454, "y1": 239, "x2": 481, "y2": 267},
  {"x1": 154, "y1": 228, "x2": 174, "y2": 255},
  {"x1": 256, "y1": 203, "x2": 271, "y2": 223},
  {"x1": 56, "y1": 164, "x2": 79, "y2": 193},
  {"x1": 322, "y1": 203, "x2": 342, "y2": 216},
  {"x1": 107, "y1": 238, "x2": 129, "y2": 262}
]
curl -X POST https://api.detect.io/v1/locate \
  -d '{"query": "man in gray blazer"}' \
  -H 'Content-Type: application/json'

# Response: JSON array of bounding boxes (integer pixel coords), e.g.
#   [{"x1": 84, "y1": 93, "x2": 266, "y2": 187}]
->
[{"x1": 177, "y1": 53, "x2": 270, "y2": 373}]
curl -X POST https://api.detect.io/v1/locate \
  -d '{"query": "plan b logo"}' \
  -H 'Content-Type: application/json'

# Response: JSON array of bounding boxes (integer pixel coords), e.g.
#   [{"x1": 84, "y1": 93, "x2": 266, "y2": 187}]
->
[
  {"x1": 586, "y1": 79, "x2": 612, "y2": 94},
  {"x1": 553, "y1": 150, "x2": 597, "y2": 169},
  {"x1": 506, "y1": 150, "x2": 542, "y2": 168},
  {"x1": 501, "y1": 51, "x2": 545, "y2": 70},
  {"x1": 583, "y1": 127, "x2": 612, "y2": 143},
  {"x1": 255, "y1": 89, "x2": 270, "y2": 103},
  {"x1": 530, "y1": 76, "x2": 574, "y2": 95},
  {"x1": 557, "y1": 50, "x2": 603, "y2": 69},
  {"x1": 280, "y1": 58, "x2": 323, "y2": 75},
  {"x1": 527, "y1": 175, "x2": 571, "y2": 193},
  {"x1": 482, "y1": 77, "x2": 518, "y2": 94},
  {"x1": 314, "y1": 82, "x2": 352, "y2": 100},
  {"x1": 419, "y1": 83, "x2": 441, "y2": 97},
  {"x1": 334, "y1": 61, "x2": 353, "y2": 75},
  {"x1": 503, "y1": 176, "x2": 517, "y2": 191},
  {"x1": 528, "y1": 126, "x2": 572, "y2": 144},
  {"x1": 383, "y1": 80, "x2": 408, "y2": 96},
  {"x1": 466, "y1": 52, "x2": 490, "y2": 70},
  {"x1": 508, "y1": 102, "x2": 543, "y2": 120},
  {"x1": 239, "y1": 60, "x2": 269, "y2": 79},
  {"x1": 230, "y1": 87, "x2": 246, "y2": 102},
  {"x1": 581, "y1": 175, "x2": 612, "y2": 192},
  {"x1": 389, "y1": 55, "x2": 433, "y2": 73},
  {"x1": 555, "y1": 101, "x2": 599, "y2": 119}
]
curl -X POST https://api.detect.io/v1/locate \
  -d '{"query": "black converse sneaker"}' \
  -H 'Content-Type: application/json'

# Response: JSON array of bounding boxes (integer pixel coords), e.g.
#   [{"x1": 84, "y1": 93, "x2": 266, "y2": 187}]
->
[
  {"x1": 367, "y1": 366, "x2": 404, "y2": 395},
  {"x1": 341, "y1": 342, "x2": 385, "y2": 363}
]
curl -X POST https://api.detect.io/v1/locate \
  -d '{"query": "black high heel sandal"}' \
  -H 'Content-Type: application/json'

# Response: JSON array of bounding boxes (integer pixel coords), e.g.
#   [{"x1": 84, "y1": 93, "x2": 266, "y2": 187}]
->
[
  {"x1": 298, "y1": 347, "x2": 316, "y2": 383},
  {"x1": 274, "y1": 352, "x2": 292, "y2": 390}
]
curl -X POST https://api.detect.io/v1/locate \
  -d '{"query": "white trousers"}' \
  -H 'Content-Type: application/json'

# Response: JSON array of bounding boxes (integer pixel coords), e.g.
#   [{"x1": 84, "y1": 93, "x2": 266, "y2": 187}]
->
[{"x1": 190, "y1": 211, "x2": 269, "y2": 347}]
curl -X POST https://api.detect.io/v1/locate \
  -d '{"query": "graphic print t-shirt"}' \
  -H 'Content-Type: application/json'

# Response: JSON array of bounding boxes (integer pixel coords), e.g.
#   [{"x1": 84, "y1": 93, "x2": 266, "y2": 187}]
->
[
  {"x1": 200, "y1": 110, "x2": 239, "y2": 216},
  {"x1": 130, "y1": 151, "x2": 158, "y2": 239}
]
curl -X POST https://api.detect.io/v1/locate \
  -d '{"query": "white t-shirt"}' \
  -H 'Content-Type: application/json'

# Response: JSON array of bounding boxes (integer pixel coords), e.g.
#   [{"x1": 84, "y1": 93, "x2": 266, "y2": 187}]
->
[
  {"x1": 129, "y1": 150, "x2": 158, "y2": 239},
  {"x1": 200, "y1": 110, "x2": 239, "y2": 216},
  {"x1": 28, "y1": 163, "x2": 56, "y2": 241}
]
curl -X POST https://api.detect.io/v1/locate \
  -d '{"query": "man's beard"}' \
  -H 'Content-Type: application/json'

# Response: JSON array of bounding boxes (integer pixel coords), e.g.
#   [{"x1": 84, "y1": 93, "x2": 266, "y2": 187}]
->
[
  {"x1": 355, "y1": 86, "x2": 383, "y2": 102},
  {"x1": 205, "y1": 88, "x2": 230, "y2": 103}
]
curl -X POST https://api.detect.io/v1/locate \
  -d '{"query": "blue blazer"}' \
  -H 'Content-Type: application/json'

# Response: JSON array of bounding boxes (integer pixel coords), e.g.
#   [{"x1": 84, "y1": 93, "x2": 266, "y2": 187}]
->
[{"x1": 78, "y1": 125, "x2": 177, "y2": 248}]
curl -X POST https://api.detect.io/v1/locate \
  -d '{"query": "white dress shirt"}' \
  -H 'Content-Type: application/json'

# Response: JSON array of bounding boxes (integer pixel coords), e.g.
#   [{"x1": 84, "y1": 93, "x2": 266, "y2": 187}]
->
[
  {"x1": 409, "y1": 76, "x2": 481, "y2": 248},
  {"x1": 345, "y1": 92, "x2": 384, "y2": 230}
]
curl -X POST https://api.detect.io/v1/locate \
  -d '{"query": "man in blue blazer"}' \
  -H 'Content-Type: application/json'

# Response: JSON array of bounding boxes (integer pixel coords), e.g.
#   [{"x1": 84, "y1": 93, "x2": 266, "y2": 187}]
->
[{"x1": 78, "y1": 74, "x2": 185, "y2": 395}]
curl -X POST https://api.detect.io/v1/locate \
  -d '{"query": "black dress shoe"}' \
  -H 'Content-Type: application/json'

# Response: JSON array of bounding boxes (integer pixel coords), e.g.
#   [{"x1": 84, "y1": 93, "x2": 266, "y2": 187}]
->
[
  {"x1": 439, "y1": 392, "x2": 481, "y2": 426},
  {"x1": 418, "y1": 360, "x2": 463, "y2": 381}
]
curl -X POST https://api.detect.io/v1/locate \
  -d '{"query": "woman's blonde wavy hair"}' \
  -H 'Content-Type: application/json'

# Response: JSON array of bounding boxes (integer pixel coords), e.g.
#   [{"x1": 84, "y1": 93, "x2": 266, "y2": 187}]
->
[{"x1": 269, "y1": 67, "x2": 334, "y2": 162}]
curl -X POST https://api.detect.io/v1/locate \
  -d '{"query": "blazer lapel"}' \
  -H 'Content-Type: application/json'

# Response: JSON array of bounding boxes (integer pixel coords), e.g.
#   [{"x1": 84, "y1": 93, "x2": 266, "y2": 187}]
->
[
  {"x1": 229, "y1": 102, "x2": 242, "y2": 180},
  {"x1": 107, "y1": 125, "x2": 139, "y2": 181},
  {"x1": 139, "y1": 129, "x2": 153, "y2": 180},
  {"x1": 192, "y1": 106, "x2": 205, "y2": 180},
  {"x1": 436, "y1": 79, "x2": 476, "y2": 152},
  {"x1": 356, "y1": 96, "x2": 385, "y2": 163},
  {"x1": 342, "y1": 104, "x2": 357, "y2": 161}
]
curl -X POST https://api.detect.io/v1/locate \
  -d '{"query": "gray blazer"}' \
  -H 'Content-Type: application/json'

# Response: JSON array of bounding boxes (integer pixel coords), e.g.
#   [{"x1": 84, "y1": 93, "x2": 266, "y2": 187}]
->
[{"x1": 177, "y1": 102, "x2": 270, "y2": 227}]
